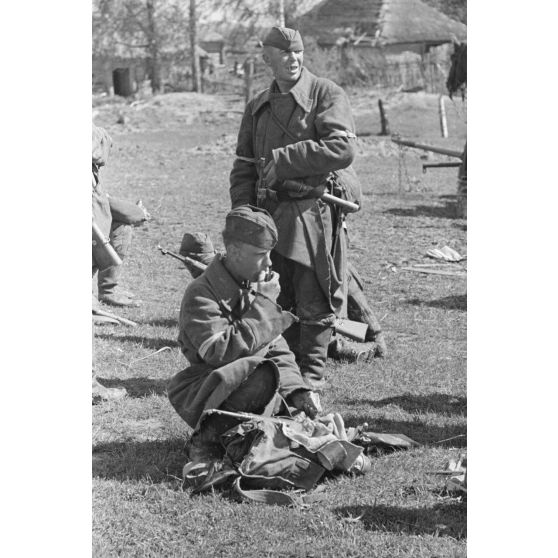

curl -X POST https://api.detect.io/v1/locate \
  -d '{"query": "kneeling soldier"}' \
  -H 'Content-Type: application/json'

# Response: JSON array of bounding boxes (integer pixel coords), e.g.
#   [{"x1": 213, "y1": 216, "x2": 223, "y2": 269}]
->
[{"x1": 168, "y1": 205, "x2": 320, "y2": 463}]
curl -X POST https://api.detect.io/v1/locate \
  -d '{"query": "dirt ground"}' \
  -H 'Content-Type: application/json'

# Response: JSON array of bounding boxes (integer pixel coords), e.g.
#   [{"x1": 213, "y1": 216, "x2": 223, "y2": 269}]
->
[{"x1": 93, "y1": 88, "x2": 467, "y2": 557}]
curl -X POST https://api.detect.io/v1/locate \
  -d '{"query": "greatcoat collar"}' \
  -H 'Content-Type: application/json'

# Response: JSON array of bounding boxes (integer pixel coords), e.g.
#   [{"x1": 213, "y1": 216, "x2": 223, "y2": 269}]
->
[
  {"x1": 203, "y1": 253, "x2": 247, "y2": 313},
  {"x1": 251, "y1": 67, "x2": 314, "y2": 115}
]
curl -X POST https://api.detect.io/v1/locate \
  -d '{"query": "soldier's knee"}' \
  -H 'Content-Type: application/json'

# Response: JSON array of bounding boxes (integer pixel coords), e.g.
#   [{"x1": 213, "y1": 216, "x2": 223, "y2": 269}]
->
[
  {"x1": 109, "y1": 222, "x2": 133, "y2": 259},
  {"x1": 221, "y1": 361, "x2": 278, "y2": 413}
]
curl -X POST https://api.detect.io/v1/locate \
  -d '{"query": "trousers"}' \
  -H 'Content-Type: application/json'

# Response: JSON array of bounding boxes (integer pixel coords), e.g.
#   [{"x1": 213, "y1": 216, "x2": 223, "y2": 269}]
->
[
  {"x1": 271, "y1": 252, "x2": 334, "y2": 390},
  {"x1": 96, "y1": 221, "x2": 132, "y2": 296},
  {"x1": 189, "y1": 362, "x2": 278, "y2": 460}
]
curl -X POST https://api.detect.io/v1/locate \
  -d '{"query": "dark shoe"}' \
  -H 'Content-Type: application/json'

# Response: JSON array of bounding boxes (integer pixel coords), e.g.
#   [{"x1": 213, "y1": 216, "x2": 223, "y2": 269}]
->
[
  {"x1": 99, "y1": 293, "x2": 140, "y2": 307},
  {"x1": 189, "y1": 460, "x2": 237, "y2": 494}
]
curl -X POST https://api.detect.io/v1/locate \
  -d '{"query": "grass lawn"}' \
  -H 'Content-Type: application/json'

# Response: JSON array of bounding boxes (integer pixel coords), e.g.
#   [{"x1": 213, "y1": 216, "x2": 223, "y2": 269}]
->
[{"x1": 93, "y1": 88, "x2": 466, "y2": 557}]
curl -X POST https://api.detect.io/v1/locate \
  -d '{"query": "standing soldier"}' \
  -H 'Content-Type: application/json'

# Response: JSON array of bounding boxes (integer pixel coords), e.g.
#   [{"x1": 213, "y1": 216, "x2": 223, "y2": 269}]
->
[
  {"x1": 92, "y1": 125, "x2": 127, "y2": 401},
  {"x1": 230, "y1": 26, "x2": 362, "y2": 392}
]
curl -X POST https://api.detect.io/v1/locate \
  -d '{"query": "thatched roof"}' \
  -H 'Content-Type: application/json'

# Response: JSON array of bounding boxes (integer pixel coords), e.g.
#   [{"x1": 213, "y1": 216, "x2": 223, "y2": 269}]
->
[
  {"x1": 299, "y1": 0, "x2": 467, "y2": 47},
  {"x1": 200, "y1": 31, "x2": 225, "y2": 43}
]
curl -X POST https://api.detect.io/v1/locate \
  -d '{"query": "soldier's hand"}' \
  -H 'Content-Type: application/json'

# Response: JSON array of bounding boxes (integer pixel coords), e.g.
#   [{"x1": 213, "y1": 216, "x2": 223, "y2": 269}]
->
[
  {"x1": 263, "y1": 160, "x2": 278, "y2": 188},
  {"x1": 290, "y1": 390, "x2": 322, "y2": 419},
  {"x1": 254, "y1": 270, "x2": 281, "y2": 301}
]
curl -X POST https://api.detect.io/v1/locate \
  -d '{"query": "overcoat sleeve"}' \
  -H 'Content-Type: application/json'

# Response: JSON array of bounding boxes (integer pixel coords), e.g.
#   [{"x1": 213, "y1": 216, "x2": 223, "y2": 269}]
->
[
  {"x1": 108, "y1": 197, "x2": 147, "y2": 225},
  {"x1": 181, "y1": 284, "x2": 296, "y2": 368},
  {"x1": 229, "y1": 103, "x2": 258, "y2": 208},
  {"x1": 265, "y1": 336, "x2": 310, "y2": 399},
  {"x1": 272, "y1": 85, "x2": 357, "y2": 180}
]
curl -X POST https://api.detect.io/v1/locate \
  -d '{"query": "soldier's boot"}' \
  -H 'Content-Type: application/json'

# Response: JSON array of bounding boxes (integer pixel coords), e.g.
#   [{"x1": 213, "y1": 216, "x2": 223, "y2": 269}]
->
[
  {"x1": 92, "y1": 374, "x2": 127, "y2": 403},
  {"x1": 456, "y1": 143, "x2": 467, "y2": 219},
  {"x1": 98, "y1": 264, "x2": 140, "y2": 307},
  {"x1": 298, "y1": 323, "x2": 333, "y2": 393},
  {"x1": 281, "y1": 322, "x2": 301, "y2": 362},
  {"x1": 184, "y1": 414, "x2": 237, "y2": 490},
  {"x1": 187, "y1": 363, "x2": 278, "y2": 462},
  {"x1": 186, "y1": 415, "x2": 235, "y2": 463}
]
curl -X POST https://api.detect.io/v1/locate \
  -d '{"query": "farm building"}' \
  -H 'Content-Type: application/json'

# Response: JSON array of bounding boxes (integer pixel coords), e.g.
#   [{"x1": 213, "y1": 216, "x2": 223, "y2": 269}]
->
[
  {"x1": 299, "y1": 0, "x2": 466, "y2": 55},
  {"x1": 92, "y1": 45, "x2": 210, "y2": 96},
  {"x1": 298, "y1": 0, "x2": 466, "y2": 91},
  {"x1": 200, "y1": 31, "x2": 226, "y2": 67}
]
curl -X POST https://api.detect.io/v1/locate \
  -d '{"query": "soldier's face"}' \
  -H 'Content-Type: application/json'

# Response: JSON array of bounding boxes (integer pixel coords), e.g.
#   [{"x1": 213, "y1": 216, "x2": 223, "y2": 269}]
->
[
  {"x1": 264, "y1": 47, "x2": 304, "y2": 83},
  {"x1": 229, "y1": 242, "x2": 273, "y2": 282}
]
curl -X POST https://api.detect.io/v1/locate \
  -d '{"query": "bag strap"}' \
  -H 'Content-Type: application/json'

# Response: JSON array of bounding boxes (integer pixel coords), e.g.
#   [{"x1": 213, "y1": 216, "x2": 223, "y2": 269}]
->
[
  {"x1": 265, "y1": 106, "x2": 298, "y2": 141},
  {"x1": 233, "y1": 477, "x2": 326, "y2": 507}
]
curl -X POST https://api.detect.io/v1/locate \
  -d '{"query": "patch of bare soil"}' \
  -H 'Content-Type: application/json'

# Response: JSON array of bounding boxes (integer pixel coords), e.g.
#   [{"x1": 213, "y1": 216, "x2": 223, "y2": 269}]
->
[{"x1": 93, "y1": 92, "x2": 244, "y2": 135}]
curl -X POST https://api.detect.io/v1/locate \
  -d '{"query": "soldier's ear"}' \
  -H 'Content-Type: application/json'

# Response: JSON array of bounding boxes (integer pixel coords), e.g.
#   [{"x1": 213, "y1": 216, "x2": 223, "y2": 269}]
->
[{"x1": 226, "y1": 242, "x2": 239, "y2": 260}]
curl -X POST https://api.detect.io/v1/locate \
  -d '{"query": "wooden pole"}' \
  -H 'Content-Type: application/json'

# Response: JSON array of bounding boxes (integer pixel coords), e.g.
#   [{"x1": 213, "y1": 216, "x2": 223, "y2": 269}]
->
[
  {"x1": 189, "y1": 0, "x2": 202, "y2": 93},
  {"x1": 378, "y1": 99, "x2": 391, "y2": 135},
  {"x1": 438, "y1": 95, "x2": 448, "y2": 138},
  {"x1": 244, "y1": 57, "x2": 254, "y2": 104}
]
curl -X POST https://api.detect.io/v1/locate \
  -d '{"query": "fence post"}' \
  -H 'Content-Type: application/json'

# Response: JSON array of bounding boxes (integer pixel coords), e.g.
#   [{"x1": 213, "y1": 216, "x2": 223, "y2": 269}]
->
[
  {"x1": 438, "y1": 95, "x2": 448, "y2": 138},
  {"x1": 378, "y1": 99, "x2": 391, "y2": 136}
]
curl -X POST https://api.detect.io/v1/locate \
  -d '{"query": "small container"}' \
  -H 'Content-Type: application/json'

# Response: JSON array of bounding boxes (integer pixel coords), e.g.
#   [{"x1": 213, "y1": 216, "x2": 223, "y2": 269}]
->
[{"x1": 350, "y1": 453, "x2": 371, "y2": 475}]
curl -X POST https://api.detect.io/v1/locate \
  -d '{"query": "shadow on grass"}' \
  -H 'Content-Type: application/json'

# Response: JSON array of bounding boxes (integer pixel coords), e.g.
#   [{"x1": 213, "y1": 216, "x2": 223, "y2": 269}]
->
[
  {"x1": 93, "y1": 439, "x2": 186, "y2": 483},
  {"x1": 335, "y1": 501, "x2": 466, "y2": 539},
  {"x1": 341, "y1": 415, "x2": 466, "y2": 448},
  {"x1": 97, "y1": 377, "x2": 169, "y2": 397},
  {"x1": 384, "y1": 203, "x2": 457, "y2": 219},
  {"x1": 144, "y1": 317, "x2": 179, "y2": 328},
  {"x1": 341, "y1": 393, "x2": 467, "y2": 416},
  {"x1": 406, "y1": 294, "x2": 467, "y2": 311},
  {"x1": 96, "y1": 333, "x2": 178, "y2": 350}
]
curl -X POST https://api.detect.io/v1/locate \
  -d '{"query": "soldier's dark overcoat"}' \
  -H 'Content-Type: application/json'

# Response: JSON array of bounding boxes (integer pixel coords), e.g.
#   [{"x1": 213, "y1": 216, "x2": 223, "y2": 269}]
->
[
  {"x1": 229, "y1": 67, "x2": 359, "y2": 315},
  {"x1": 168, "y1": 255, "x2": 309, "y2": 429}
]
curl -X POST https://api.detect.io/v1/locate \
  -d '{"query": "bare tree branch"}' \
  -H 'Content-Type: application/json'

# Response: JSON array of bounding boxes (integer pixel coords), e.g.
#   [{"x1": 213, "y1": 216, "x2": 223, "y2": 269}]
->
[{"x1": 114, "y1": 40, "x2": 150, "y2": 48}]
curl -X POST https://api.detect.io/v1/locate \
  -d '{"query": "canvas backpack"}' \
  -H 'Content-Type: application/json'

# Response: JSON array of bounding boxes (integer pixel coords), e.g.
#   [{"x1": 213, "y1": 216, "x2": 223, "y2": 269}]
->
[{"x1": 183, "y1": 410, "x2": 418, "y2": 506}]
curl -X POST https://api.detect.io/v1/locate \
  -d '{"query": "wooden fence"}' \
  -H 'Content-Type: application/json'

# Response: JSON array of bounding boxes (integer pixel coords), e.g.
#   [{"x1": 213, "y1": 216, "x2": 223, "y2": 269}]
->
[
  {"x1": 199, "y1": 57, "x2": 449, "y2": 100},
  {"x1": 94, "y1": 54, "x2": 450, "y2": 99}
]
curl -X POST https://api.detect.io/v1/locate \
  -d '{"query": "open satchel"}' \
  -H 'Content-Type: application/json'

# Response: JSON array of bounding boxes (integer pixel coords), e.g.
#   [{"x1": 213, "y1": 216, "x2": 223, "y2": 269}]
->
[{"x1": 183, "y1": 410, "x2": 418, "y2": 506}]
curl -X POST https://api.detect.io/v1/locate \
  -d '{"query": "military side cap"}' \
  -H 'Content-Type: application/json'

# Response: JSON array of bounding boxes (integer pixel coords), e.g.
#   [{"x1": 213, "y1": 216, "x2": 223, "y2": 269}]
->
[
  {"x1": 225, "y1": 205, "x2": 278, "y2": 250},
  {"x1": 262, "y1": 26, "x2": 304, "y2": 51},
  {"x1": 179, "y1": 232, "x2": 215, "y2": 265}
]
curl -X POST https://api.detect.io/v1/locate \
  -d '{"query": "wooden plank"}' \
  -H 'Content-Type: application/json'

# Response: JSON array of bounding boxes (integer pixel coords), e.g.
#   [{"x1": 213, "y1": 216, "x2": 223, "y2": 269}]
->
[{"x1": 401, "y1": 266, "x2": 466, "y2": 277}]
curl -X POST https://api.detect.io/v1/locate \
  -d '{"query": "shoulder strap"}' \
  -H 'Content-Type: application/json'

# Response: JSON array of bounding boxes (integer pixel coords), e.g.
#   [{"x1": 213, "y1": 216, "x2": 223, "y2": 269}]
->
[
  {"x1": 233, "y1": 477, "x2": 326, "y2": 507},
  {"x1": 265, "y1": 106, "x2": 298, "y2": 141}
]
